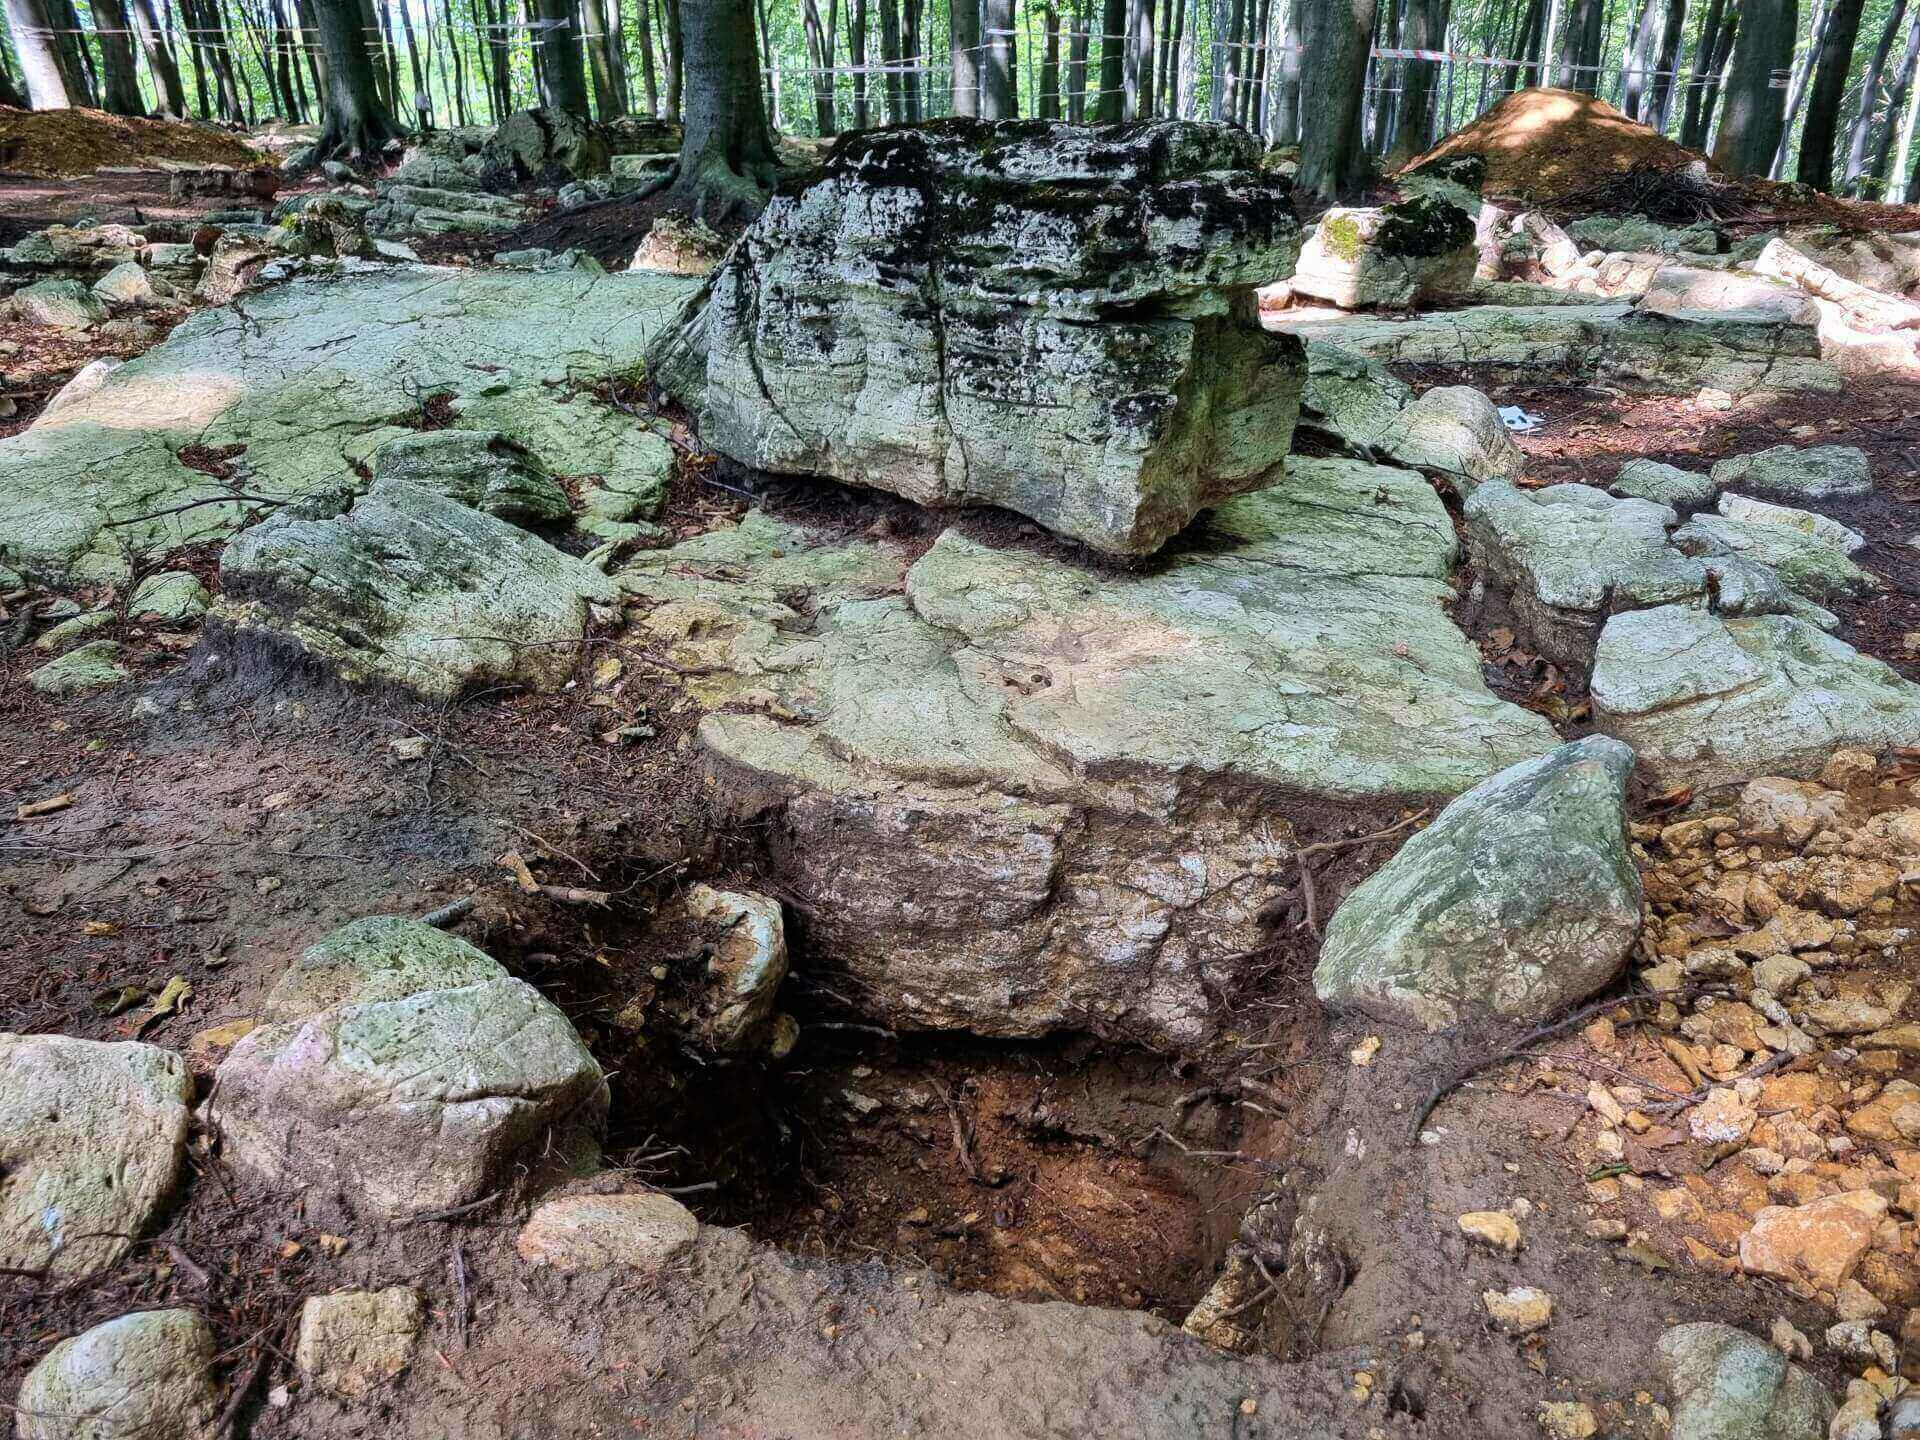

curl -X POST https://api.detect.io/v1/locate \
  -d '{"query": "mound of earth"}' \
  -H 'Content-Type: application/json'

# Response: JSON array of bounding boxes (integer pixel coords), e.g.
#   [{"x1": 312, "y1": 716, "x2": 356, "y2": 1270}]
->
[
  {"x1": 1402, "y1": 87, "x2": 1716, "y2": 206},
  {"x1": 0, "y1": 105, "x2": 270, "y2": 178}
]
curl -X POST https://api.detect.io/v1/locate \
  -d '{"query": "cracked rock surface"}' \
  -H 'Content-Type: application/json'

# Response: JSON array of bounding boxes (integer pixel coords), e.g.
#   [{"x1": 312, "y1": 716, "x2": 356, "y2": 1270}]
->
[
  {"x1": 0, "y1": 266, "x2": 699, "y2": 583},
  {"x1": 619, "y1": 458, "x2": 1557, "y2": 1047},
  {"x1": 650, "y1": 119, "x2": 1306, "y2": 556}
]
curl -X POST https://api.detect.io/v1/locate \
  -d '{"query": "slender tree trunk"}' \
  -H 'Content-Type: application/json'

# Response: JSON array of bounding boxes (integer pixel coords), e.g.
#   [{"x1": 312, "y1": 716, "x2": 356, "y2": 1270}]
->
[
  {"x1": 0, "y1": 39, "x2": 27, "y2": 106},
  {"x1": 1712, "y1": 0, "x2": 1794, "y2": 175},
  {"x1": 307, "y1": 0, "x2": 405, "y2": 161},
  {"x1": 1066, "y1": 0, "x2": 1089, "y2": 118},
  {"x1": 438, "y1": 0, "x2": 465, "y2": 122},
  {"x1": 1298, "y1": 0, "x2": 1378, "y2": 197},
  {"x1": 1844, "y1": 0, "x2": 1909, "y2": 189},
  {"x1": 1619, "y1": 0, "x2": 1658, "y2": 115},
  {"x1": 981, "y1": 0, "x2": 1014, "y2": 113},
  {"x1": 1770, "y1": 0, "x2": 1829, "y2": 176},
  {"x1": 800, "y1": 0, "x2": 834, "y2": 130},
  {"x1": 663, "y1": 0, "x2": 681, "y2": 119},
  {"x1": 1390, "y1": 0, "x2": 1448, "y2": 162},
  {"x1": 528, "y1": 0, "x2": 589, "y2": 112},
  {"x1": 1271, "y1": 0, "x2": 1300, "y2": 137},
  {"x1": 1868, "y1": 6, "x2": 1920, "y2": 188},
  {"x1": 876, "y1": 0, "x2": 901, "y2": 118},
  {"x1": 1038, "y1": 1, "x2": 1061, "y2": 114},
  {"x1": 1679, "y1": 0, "x2": 1728, "y2": 148},
  {"x1": 901, "y1": 0, "x2": 921, "y2": 118},
  {"x1": 631, "y1": 0, "x2": 657, "y2": 112},
  {"x1": 583, "y1": 0, "x2": 626, "y2": 116},
  {"x1": 1647, "y1": 0, "x2": 1684, "y2": 127},
  {"x1": 1245, "y1": 0, "x2": 1271, "y2": 126},
  {"x1": 126, "y1": 0, "x2": 188, "y2": 112},
  {"x1": 1557, "y1": 0, "x2": 1602, "y2": 90},
  {"x1": 1095, "y1": 0, "x2": 1123, "y2": 118},
  {"x1": 86, "y1": 0, "x2": 146, "y2": 111},
  {"x1": 847, "y1": 0, "x2": 868, "y2": 125},
  {"x1": 4, "y1": 0, "x2": 75, "y2": 106},
  {"x1": 951, "y1": 0, "x2": 980, "y2": 113},
  {"x1": 1221, "y1": 0, "x2": 1246, "y2": 120},
  {"x1": 669, "y1": 0, "x2": 782, "y2": 218},
  {"x1": 45, "y1": 0, "x2": 96, "y2": 105},
  {"x1": 1125, "y1": 0, "x2": 1150, "y2": 115},
  {"x1": 394, "y1": 0, "x2": 428, "y2": 114}
]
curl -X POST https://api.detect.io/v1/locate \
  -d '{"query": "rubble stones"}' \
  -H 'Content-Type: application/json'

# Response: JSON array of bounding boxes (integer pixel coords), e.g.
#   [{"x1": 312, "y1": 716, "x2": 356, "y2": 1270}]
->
[
  {"x1": 1591, "y1": 607, "x2": 1920, "y2": 789},
  {"x1": 516, "y1": 1192, "x2": 699, "y2": 1273},
  {"x1": 1655, "y1": 1322, "x2": 1834, "y2": 1440},
  {"x1": 11, "y1": 278, "x2": 107, "y2": 329},
  {"x1": 215, "y1": 480, "x2": 618, "y2": 699},
  {"x1": 208, "y1": 917, "x2": 608, "y2": 1220},
  {"x1": 1711, "y1": 445, "x2": 1874, "y2": 501},
  {"x1": 1290, "y1": 196, "x2": 1477, "y2": 310},
  {"x1": 1376, "y1": 384, "x2": 1526, "y2": 491},
  {"x1": 684, "y1": 884, "x2": 790, "y2": 1050},
  {"x1": 1610, "y1": 458, "x2": 1716, "y2": 510},
  {"x1": 295, "y1": 1287, "x2": 423, "y2": 1399}
]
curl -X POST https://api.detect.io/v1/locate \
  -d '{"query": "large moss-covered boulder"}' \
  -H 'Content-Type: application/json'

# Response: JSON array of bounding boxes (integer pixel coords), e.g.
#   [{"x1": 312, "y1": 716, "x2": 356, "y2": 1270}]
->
[
  {"x1": 1291, "y1": 195, "x2": 1477, "y2": 310},
  {"x1": 481, "y1": 106, "x2": 610, "y2": 183},
  {"x1": 1313, "y1": 737, "x2": 1642, "y2": 1032},
  {"x1": 650, "y1": 119, "x2": 1305, "y2": 557}
]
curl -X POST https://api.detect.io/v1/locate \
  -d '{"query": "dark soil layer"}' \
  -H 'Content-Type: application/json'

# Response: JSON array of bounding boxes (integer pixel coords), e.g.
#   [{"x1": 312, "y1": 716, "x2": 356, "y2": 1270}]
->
[{"x1": 417, "y1": 190, "x2": 747, "y2": 269}]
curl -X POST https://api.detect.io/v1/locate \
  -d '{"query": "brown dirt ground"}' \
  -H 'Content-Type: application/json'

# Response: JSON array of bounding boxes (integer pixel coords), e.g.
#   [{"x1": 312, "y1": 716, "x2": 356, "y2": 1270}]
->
[{"x1": 0, "y1": 105, "x2": 273, "y2": 178}]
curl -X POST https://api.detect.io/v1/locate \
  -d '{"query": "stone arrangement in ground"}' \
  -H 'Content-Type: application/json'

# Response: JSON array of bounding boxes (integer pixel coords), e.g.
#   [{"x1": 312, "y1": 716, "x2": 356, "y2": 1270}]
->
[{"x1": 3, "y1": 114, "x2": 1920, "y2": 1440}]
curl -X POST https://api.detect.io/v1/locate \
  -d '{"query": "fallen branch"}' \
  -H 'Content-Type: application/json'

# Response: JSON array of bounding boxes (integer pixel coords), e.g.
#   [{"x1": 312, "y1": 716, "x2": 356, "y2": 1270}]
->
[
  {"x1": 418, "y1": 897, "x2": 474, "y2": 930},
  {"x1": 398, "y1": 1191, "x2": 501, "y2": 1226},
  {"x1": 105, "y1": 493, "x2": 287, "y2": 528}
]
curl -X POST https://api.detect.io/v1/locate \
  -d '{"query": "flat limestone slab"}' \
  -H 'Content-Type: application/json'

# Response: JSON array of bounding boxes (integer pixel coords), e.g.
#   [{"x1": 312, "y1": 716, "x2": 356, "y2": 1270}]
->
[
  {"x1": 0, "y1": 265, "x2": 700, "y2": 582},
  {"x1": 1592, "y1": 605, "x2": 1920, "y2": 789},
  {"x1": 622, "y1": 463, "x2": 1557, "y2": 1047}
]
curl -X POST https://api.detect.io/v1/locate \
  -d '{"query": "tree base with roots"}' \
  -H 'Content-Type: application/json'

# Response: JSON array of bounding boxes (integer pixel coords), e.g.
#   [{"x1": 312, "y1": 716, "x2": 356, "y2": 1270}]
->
[
  {"x1": 296, "y1": 112, "x2": 410, "y2": 173},
  {"x1": 653, "y1": 145, "x2": 786, "y2": 227}
]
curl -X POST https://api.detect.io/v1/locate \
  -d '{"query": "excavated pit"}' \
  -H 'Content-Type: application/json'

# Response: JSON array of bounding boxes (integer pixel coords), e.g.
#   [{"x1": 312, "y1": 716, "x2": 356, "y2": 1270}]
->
[{"x1": 483, "y1": 865, "x2": 1326, "y2": 1321}]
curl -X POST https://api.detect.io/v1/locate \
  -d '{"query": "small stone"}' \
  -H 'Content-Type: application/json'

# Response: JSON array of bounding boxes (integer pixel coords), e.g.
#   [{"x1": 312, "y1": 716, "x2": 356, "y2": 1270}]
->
[
  {"x1": 1769, "y1": 1316, "x2": 1812, "y2": 1360},
  {"x1": 1740, "y1": 1190, "x2": 1888, "y2": 1291},
  {"x1": 1821, "y1": 751, "x2": 1880, "y2": 789},
  {"x1": 1657, "y1": 1321, "x2": 1833, "y2": 1440},
  {"x1": 1459, "y1": 1210, "x2": 1522, "y2": 1253},
  {"x1": 1538, "y1": 1400, "x2": 1599, "y2": 1439},
  {"x1": 516, "y1": 1192, "x2": 698, "y2": 1273},
  {"x1": 28, "y1": 640, "x2": 130, "y2": 693},
  {"x1": 1482, "y1": 1285, "x2": 1553, "y2": 1333},
  {"x1": 1836, "y1": 1278, "x2": 1888, "y2": 1322},
  {"x1": 1350, "y1": 1035, "x2": 1381, "y2": 1066},
  {"x1": 1690, "y1": 1087, "x2": 1758, "y2": 1144},
  {"x1": 295, "y1": 1287, "x2": 423, "y2": 1399}
]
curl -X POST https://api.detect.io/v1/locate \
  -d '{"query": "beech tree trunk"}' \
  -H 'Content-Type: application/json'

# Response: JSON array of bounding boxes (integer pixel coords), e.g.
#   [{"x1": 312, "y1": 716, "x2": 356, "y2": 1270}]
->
[
  {"x1": 1095, "y1": 0, "x2": 1124, "y2": 118},
  {"x1": 1557, "y1": 0, "x2": 1603, "y2": 91},
  {"x1": 1712, "y1": 0, "x2": 1794, "y2": 176},
  {"x1": 1296, "y1": 0, "x2": 1377, "y2": 198},
  {"x1": 668, "y1": 0, "x2": 783, "y2": 220},
  {"x1": 529, "y1": 0, "x2": 590, "y2": 113},
  {"x1": 1844, "y1": 0, "x2": 1911, "y2": 190},
  {"x1": 1066, "y1": 2, "x2": 1089, "y2": 119},
  {"x1": 4, "y1": 0, "x2": 75, "y2": 107},
  {"x1": 847, "y1": 0, "x2": 868, "y2": 127},
  {"x1": 951, "y1": 0, "x2": 979, "y2": 114},
  {"x1": 1390, "y1": 0, "x2": 1448, "y2": 163},
  {"x1": 1647, "y1": 0, "x2": 1685, "y2": 128},
  {"x1": 127, "y1": 0, "x2": 188, "y2": 114},
  {"x1": 981, "y1": 0, "x2": 1014, "y2": 115},
  {"x1": 307, "y1": 0, "x2": 406, "y2": 163},
  {"x1": 1869, "y1": 8, "x2": 1920, "y2": 190},
  {"x1": 1679, "y1": 0, "x2": 1731, "y2": 149},
  {"x1": 582, "y1": 0, "x2": 627, "y2": 117},
  {"x1": 87, "y1": 0, "x2": 146, "y2": 113},
  {"x1": 0, "y1": 41, "x2": 26, "y2": 107},
  {"x1": 1039, "y1": 2, "x2": 1061, "y2": 115},
  {"x1": 1271, "y1": 0, "x2": 1301, "y2": 138}
]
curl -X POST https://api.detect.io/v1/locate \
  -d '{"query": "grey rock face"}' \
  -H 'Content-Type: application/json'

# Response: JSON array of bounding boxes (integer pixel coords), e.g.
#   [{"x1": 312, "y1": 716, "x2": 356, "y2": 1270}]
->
[
  {"x1": 128, "y1": 570, "x2": 210, "y2": 627},
  {"x1": 1673, "y1": 495, "x2": 1873, "y2": 602},
  {"x1": 215, "y1": 479, "x2": 618, "y2": 699},
  {"x1": 0, "y1": 1035, "x2": 190, "y2": 1282},
  {"x1": 1567, "y1": 214, "x2": 1721, "y2": 256},
  {"x1": 1291, "y1": 197, "x2": 1477, "y2": 310},
  {"x1": 12, "y1": 278, "x2": 107, "y2": 329},
  {"x1": 1312, "y1": 737, "x2": 1642, "y2": 1032},
  {"x1": 371, "y1": 429, "x2": 573, "y2": 526},
  {"x1": 1299, "y1": 340, "x2": 1414, "y2": 450},
  {"x1": 1655, "y1": 1322, "x2": 1834, "y2": 1440},
  {"x1": 624, "y1": 466, "x2": 1555, "y2": 1048},
  {"x1": 1377, "y1": 385, "x2": 1526, "y2": 492},
  {"x1": 651, "y1": 119, "x2": 1306, "y2": 556},
  {"x1": 1611, "y1": 458, "x2": 1716, "y2": 510},
  {"x1": 1592, "y1": 606, "x2": 1920, "y2": 789},
  {"x1": 482, "y1": 107, "x2": 611, "y2": 182},
  {"x1": 1465, "y1": 482, "x2": 1704, "y2": 676},
  {"x1": 0, "y1": 267, "x2": 699, "y2": 584},
  {"x1": 209, "y1": 917, "x2": 608, "y2": 1220},
  {"x1": 38, "y1": 359, "x2": 123, "y2": 423},
  {"x1": 1711, "y1": 444, "x2": 1874, "y2": 500},
  {"x1": 16, "y1": 1309, "x2": 218, "y2": 1440}
]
